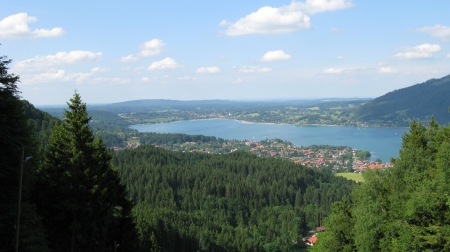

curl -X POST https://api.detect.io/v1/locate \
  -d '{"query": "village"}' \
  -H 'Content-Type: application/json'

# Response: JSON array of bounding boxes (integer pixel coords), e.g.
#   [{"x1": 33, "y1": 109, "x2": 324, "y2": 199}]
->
[{"x1": 121, "y1": 135, "x2": 393, "y2": 173}]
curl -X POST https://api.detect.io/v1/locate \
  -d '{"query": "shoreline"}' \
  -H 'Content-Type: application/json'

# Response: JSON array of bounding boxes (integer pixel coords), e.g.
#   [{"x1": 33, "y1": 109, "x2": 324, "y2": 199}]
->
[{"x1": 130, "y1": 117, "x2": 409, "y2": 129}]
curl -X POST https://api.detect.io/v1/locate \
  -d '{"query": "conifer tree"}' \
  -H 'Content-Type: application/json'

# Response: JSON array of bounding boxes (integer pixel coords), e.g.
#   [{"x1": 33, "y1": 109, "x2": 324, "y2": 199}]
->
[
  {"x1": 0, "y1": 56, "x2": 49, "y2": 251},
  {"x1": 35, "y1": 92, "x2": 136, "y2": 251}
]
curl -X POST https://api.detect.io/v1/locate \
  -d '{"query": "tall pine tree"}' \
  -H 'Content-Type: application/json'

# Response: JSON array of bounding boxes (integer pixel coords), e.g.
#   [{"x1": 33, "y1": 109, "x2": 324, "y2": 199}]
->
[{"x1": 35, "y1": 92, "x2": 136, "y2": 251}]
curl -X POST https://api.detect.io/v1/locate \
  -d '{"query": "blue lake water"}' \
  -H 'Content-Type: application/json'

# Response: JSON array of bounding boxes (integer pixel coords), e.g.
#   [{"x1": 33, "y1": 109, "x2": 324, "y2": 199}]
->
[{"x1": 130, "y1": 119, "x2": 409, "y2": 162}]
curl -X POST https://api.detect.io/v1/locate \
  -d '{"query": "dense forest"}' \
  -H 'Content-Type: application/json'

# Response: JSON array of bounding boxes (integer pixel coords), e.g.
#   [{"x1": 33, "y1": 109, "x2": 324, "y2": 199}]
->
[{"x1": 114, "y1": 146, "x2": 355, "y2": 251}]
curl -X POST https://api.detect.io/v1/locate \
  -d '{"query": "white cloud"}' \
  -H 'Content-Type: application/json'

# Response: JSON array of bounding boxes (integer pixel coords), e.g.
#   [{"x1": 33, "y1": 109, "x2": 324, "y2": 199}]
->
[
  {"x1": 412, "y1": 43, "x2": 441, "y2": 53},
  {"x1": 239, "y1": 66, "x2": 273, "y2": 73},
  {"x1": 393, "y1": 43, "x2": 441, "y2": 59},
  {"x1": 259, "y1": 67, "x2": 273, "y2": 73},
  {"x1": 25, "y1": 70, "x2": 92, "y2": 83},
  {"x1": 91, "y1": 67, "x2": 109, "y2": 72},
  {"x1": 224, "y1": 6, "x2": 310, "y2": 36},
  {"x1": 196, "y1": 66, "x2": 220, "y2": 73},
  {"x1": 93, "y1": 77, "x2": 130, "y2": 84},
  {"x1": 260, "y1": 50, "x2": 292, "y2": 61},
  {"x1": 0, "y1": 13, "x2": 65, "y2": 39},
  {"x1": 138, "y1": 39, "x2": 166, "y2": 57},
  {"x1": 141, "y1": 77, "x2": 150, "y2": 82},
  {"x1": 120, "y1": 39, "x2": 165, "y2": 62},
  {"x1": 292, "y1": 0, "x2": 354, "y2": 15},
  {"x1": 324, "y1": 68, "x2": 344, "y2": 74},
  {"x1": 178, "y1": 76, "x2": 197, "y2": 80},
  {"x1": 394, "y1": 52, "x2": 432, "y2": 59},
  {"x1": 23, "y1": 66, "x2": 122, "y2": 84},
  {"x1": 122, "y1": 66, "x2": 145, "y2": 72},
  {"x1": 222, "y1": 0, "x2": 353, "y2": 36},
  {"x1": 337, "y1": 55, "x2": 345, "y2": 60},
  {"x1": 148, "y1": 57, "x2": 183, "y2": 70},
  {"x1": 218, "y1": 20, "x2": 231, "y2": 26},
  {"x1": 232, "y1": 78, "x2": 243, "y2": 83},
  {"x1": 447, "y1": 53, "x2": 450, "y2": 58},
  {"x1": 15, "y1": 51, "x2": 102, "y2": 70},
  {"x1": 119, "y1": 54, "x2": 138, "y2": 63},
  {"x1": 416, "y1": 24, "x2": 450, "y2": 42},
  {"x1": 379, "y1": 67, "x2": 397, "y2": 74}
]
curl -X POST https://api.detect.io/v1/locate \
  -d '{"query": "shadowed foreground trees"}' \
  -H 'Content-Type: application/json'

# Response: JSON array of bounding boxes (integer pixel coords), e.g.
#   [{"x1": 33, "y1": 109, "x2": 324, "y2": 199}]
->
[
  {"x1": 315, "y1": 117, "x2": 450, "y2": 251},
  {"x1": 0, "y1": 56, "x2": 49, "y2": 251}
]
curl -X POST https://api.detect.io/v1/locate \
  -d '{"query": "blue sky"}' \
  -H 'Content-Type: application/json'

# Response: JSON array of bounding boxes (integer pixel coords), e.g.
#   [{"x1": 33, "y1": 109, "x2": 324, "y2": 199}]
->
[{"x1": 1, "y1": 0, "x2": 450, "y2": 105}]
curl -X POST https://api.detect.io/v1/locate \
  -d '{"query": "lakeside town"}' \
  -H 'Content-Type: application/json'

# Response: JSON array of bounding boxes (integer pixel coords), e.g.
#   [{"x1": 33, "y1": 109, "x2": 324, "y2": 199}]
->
[{"x1": 120, "y1": 135, "x2": 393, "y2": 173}]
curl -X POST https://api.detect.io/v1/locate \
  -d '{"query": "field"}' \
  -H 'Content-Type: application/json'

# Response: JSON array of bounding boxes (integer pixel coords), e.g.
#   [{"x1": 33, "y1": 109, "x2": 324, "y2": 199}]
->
[{"x1": 336, "y1": 172, "x2": 364, "y2": 182}]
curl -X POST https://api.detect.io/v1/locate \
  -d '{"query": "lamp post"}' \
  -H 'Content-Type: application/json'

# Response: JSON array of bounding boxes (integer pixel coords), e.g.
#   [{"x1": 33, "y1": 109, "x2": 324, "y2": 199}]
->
[{"x1": 15, "y1": 146, "x2": 32, "y2": 252}]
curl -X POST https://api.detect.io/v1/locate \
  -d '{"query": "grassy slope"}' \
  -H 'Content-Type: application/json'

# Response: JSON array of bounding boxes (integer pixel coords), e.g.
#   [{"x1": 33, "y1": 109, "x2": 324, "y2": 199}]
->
[{"x1": 336, "y1": 172, "x2": 364, "y2": 183}]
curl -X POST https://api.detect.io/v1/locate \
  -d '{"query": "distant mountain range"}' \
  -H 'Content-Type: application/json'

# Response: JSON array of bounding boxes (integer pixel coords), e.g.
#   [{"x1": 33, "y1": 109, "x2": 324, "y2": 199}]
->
[{"x1": 356, "y1": 74, "x2": 450, "y2": 126}]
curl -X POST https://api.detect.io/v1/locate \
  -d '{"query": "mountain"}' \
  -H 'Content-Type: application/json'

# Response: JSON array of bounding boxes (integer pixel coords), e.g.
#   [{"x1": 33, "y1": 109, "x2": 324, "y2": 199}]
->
[{"x1": 356, "y1": 74, "x2": 450, "y2": 126}]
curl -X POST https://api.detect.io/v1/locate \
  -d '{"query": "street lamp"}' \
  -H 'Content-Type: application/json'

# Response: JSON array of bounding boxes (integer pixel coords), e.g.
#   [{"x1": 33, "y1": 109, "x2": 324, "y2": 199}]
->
[{"x1": 15, "y1": 146, "x2": 32, "y2": 252}]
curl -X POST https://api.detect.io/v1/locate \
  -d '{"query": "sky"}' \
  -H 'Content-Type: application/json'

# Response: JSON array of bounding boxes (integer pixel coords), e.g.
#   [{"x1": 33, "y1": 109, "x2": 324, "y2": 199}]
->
[{"x1": 1, "y1": 0, "x2": 450, "y2": 105}]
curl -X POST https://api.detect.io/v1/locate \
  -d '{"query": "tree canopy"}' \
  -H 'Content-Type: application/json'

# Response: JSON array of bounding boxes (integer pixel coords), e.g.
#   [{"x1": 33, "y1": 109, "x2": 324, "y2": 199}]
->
[{"x1": 316, "y1": 117, "x2": 450, "y2": 251}]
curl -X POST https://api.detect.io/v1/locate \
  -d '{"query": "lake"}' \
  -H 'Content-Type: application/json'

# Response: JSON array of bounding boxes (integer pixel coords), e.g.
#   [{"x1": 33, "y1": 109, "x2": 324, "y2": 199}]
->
[{"x1": 130, "y1": 119, "x2": 409, "y2": 162}]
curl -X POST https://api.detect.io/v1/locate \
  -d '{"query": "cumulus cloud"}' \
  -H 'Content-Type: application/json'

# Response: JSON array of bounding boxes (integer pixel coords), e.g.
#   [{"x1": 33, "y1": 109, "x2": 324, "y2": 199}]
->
[
  {"x1": 0, "y1": 13, "x2": 65, "y2": 39},
  {"x1": 148, "y1": 57, "x2": 183, "y2": 70},
  {"x1": 196, "y1": 66, "x2": 220, "y2": 73},
  {"x1": 416, "y1": 24, "x2": 450, "y2": 42},
  {"x1": 260, "y1": 50, "x2": 292, "y2": 61},
  {"x1": 222, "y1": 0, "x2": 353, "y2": 36},
  {"x1": 239, "y1": 66, "x2": 272, "y2": 73},
  {"x1": 139, "y1": 39, "x2": 166, "y2": 57},
  {"x1": 324, "y1": 68, "x2": 344, "y2": 74},
  {"x1": 25, "y1": 70, "x2": 92, "y2": 83},
  {"x1": 22, "y1": 65, "x2": 119, "y2": 84},
  {"x1": 120, "y1": 39, "x2": 165, "y2": 62},
  {"x1": 224, "y1": 6, "x2": 310, "y2": 35},
  {"x1": 141, "y1": 77, "x2": 150, "y2": 82},
  {"x1": 232, "y1": 78, "x2": 243, "y2": 84},
  {"x1": 15, "y1": 51, "x2": 102, "y2": 71},
  {"x1": 379, "y1": 67, "x2": 397, "y2": 74},
  {"x1": 393, "y1": 43, "x2": 441, "y2": 59},
  {"x1": 447, "y1": 53, "x2": 450, "y2": 58}
]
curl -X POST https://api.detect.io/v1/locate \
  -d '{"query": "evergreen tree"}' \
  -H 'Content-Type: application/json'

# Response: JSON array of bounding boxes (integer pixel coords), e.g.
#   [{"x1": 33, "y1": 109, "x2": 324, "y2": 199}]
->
[
  {"x1": 35, "y1": 92, "x2": 136, "y2": 251},
  {"x1": 318, "y1": 117, "x2": 450, "y2": 251},
  {"x1": 0, "y1": 56, "x2": 49, "y2": 251},
  {"x1": 313, "y1": 197, "x2": 355, "y2": 252}
]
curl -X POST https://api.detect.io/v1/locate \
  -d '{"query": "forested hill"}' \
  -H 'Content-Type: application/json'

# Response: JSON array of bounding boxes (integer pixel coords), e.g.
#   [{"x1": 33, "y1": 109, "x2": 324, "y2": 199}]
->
[
  {"x1": 114, "y1": 145, "x2": 356, "y2": 251},
  {"x1": 356, "y1": 74, "x2": 450, "y2": 126},
  {"x1": 21, "y1": 100, "x2": 59, "y2": 149}
]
